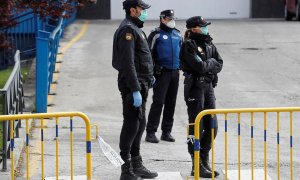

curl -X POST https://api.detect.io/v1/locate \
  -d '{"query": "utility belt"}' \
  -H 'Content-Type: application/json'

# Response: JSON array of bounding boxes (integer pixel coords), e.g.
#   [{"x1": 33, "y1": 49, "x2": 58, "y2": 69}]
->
[
  {"x1": 194, "y1": 76, "x2": 212, "y2": 83},
  {"x1": 184, "y1": 74, "x2": 212, "y2": 89}
]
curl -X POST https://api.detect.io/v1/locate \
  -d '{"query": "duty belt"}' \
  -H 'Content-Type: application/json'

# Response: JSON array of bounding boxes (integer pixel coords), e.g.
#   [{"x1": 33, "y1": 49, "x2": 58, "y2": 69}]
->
[{"x1": 194, "y1": 76, "x2": 212, "y2": 82}]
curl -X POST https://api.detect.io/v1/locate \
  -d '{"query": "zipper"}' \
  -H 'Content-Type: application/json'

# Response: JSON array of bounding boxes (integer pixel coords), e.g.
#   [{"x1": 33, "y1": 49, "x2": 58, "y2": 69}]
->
[{"x1": 170, "y1": 31, "x2": 174, "y2": 70}]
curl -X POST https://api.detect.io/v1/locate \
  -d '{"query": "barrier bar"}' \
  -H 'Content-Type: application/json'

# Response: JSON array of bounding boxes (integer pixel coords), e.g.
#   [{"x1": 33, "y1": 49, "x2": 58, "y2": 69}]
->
[
  {"x1": 56, "y1": 117, "x2": 59, "y2": 180},
  {"x1": 41, "y1": 118, "x2": 45, "y2": 179},
  {"x1": 264, "y1": 112, "x2": 267, "y2": 180},
  {"x1": 10, "y1": 120, "x2": 15, "y2": 180},
  {"x1": 224, "y1": 114, "x2": 228, "y2": 180},
  {"x1": 277, "y1": 112, "x2": 280, "y2": 180},
  {"x1": 251, "y1": 112, "x2": 254, "y2": 180},
  {"x1": 70, "y1": 117, "x2": 74, "y2": 180},
  {"x1": 238, "y1": 113, "x2": 241, "y2": 180},
  {"x1": 26, "y1": 118, "x2": 29, "y2": 180},
  {"x1": 211, "y1": 114, "x2": 215, "y2": 180},
  {"x1": 290, "y1": 112, "x2": 293, "y2": 180}
]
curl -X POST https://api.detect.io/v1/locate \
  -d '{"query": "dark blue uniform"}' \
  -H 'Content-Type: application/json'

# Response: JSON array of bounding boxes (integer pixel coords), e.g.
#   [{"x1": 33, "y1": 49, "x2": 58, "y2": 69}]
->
[
  {"x1": 146, "y1": 23, "x2": 182, "y2": 136},
  {"x1": 113, "y1": 15, "x2": 153, "y2": 161}
]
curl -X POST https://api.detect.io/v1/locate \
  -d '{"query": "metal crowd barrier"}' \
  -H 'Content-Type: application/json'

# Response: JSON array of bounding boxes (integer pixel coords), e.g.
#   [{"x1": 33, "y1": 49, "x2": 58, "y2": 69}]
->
[
  {"x1": 0, "y1": 51, "x2": 24, "y2": 170},
  {"x1": 0, "y1": 112, "x2": 93, "y2": 180},
  {"x1": 191, "y1": 107, "x2": 300, "y2": 180}
]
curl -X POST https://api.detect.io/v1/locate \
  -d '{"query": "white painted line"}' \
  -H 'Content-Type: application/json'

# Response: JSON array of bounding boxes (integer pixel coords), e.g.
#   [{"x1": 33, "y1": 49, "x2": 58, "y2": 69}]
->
[
  {"x1": 223, "y1": 169, "x2": 273, "y2": 180},
  {"x1": 144, "y1": 172, "x2": 183, "y2": 180}
]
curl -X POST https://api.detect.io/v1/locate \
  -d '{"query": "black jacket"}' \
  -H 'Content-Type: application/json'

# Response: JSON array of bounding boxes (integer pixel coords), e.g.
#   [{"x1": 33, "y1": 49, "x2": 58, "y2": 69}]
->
[
  {"x1": 180, "y1": 35, "x2": 223, "y2": 81},
  {"x1": 113, "y1": 15, "x2": 153, "y2": 92}
]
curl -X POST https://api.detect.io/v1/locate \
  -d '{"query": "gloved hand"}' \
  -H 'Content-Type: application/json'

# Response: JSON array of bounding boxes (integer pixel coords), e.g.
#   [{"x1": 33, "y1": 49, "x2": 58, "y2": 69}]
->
[
  {"x1": 133, "y1": 91, "x2": 142, "y2": 107},
  {"x1": 151, "y1": 76, "x2": 156, "y2": 86}
]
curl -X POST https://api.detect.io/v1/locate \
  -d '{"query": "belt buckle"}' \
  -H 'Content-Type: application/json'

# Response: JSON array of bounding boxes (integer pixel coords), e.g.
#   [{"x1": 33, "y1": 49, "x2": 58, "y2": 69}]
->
[{"x1": 198, "y1": 77, "x2": 205, "y2": 81}]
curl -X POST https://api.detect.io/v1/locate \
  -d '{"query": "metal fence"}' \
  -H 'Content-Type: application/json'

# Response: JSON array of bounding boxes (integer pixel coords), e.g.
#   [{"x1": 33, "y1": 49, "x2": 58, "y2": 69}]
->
[
  {"x1": 36, "y1": 16, "x2": 67, "y2": 113},
  {"x1": 0, "y1": 112, "x2": 93, "y2": 180},
  {"x1": 0, "y1": 50, "x2": 24, "y2": 170},
  {"x1": 0, "y1": 10, "x2": 37, "y2": 69},
  {"x1": 191, "y1": 107, "x2": 300, "y2": 180}
]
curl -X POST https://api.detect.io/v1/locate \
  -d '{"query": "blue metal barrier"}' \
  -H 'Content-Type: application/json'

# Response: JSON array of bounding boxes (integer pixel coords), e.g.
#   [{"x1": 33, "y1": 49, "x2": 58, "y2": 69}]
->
[
  {"x1": 0, "y1": 10, "x2": 37, "y2": 69},
  {"x1": 36, "y1": 16, "x2": 67, "y2": 113}
]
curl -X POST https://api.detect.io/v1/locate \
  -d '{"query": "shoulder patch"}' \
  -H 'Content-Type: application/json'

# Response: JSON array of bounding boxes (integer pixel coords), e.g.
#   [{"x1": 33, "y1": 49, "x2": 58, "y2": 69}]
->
[{"x1": 126, "y1": 33, "x2": 132, "y2": 40}]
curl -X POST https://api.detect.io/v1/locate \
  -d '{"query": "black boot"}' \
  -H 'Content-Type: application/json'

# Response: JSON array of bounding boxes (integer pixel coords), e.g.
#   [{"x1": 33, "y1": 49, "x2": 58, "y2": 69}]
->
[
  {"x1": 120, "y1": 160, "x2": 142, "y2": 180},
  {"x1": 190, "y1": 155, "x2": 214, "y2": 178},
  {"x1": 161, "y1": 132, "x2": 175, "y2": 142},
  {"x1": 145, "y1": 132, "x2": 159, "y2": 143},
  {"x1": 201, "y1": 153, "x2": 220, "y2": 177},
  {"x1": 132, "y1": 155, "x2": 158, "y2": 179}
]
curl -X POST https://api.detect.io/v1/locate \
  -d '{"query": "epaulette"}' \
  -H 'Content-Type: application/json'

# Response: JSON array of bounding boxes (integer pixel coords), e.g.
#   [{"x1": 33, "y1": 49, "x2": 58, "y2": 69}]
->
[{"x1": 151, "y1": 27, "x2": 161, "y2": 33}]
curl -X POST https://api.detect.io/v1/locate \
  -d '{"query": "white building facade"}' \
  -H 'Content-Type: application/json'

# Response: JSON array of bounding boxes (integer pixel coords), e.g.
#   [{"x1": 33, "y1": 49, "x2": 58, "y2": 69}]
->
[{"x1": 111, "y1": 0, "x2": 251, "y2": 20}]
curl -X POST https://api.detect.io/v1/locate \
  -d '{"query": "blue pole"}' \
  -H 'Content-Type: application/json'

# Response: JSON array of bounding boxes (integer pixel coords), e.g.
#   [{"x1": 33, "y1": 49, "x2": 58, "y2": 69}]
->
[{"x1": 36, "y1": 30, "x2": 50, "y2": 113}]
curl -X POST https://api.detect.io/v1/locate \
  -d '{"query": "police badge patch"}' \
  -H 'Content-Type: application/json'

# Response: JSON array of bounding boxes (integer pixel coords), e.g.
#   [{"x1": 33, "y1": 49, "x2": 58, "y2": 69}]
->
[{"x1": 126, "y1": 33, "x2": 132, "y2": 40}]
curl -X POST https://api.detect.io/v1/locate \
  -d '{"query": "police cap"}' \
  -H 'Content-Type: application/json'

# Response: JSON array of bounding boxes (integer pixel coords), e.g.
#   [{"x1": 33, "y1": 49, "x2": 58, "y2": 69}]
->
[
  {"x1": 123, "y1": 0, "x2": 151, "y2": 10},
  {"x1": 186, "y1": 16, "x2": 211, "y2": 28},
  {"x1": 160, "y1": 9, "x2": 175, "y2": 19}
]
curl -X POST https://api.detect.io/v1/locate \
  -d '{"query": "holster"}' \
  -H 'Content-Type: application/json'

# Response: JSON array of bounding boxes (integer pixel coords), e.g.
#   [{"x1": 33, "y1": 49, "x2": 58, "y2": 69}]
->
[
  {"x1": 184, "y1": 73, "x2": 194, "y2": 91},
  {"x1": 154, "y1": 64, "x2": 163, "y2": 77}
]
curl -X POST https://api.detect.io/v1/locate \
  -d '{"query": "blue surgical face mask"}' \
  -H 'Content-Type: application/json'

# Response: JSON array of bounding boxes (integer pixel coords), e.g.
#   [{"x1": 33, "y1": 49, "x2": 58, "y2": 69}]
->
[
  {"x1": 201, "y1": 26, "x2": 209, "y2": 35},
  {"x1": 138, "y1": 10, "x2": 147, "y2": 22}
]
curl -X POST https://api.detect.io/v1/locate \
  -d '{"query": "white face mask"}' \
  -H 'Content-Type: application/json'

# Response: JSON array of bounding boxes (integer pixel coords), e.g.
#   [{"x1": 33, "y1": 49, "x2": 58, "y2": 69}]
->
[{"x1": 166, "y1": 20, "x2": 176, "y2": 29}]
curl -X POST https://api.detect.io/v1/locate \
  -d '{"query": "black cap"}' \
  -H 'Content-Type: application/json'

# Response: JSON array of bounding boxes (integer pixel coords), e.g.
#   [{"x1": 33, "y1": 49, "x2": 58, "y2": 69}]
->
[
  {"x1": 186, "y1": 16, "x2": 211, "y2": 28},
  {"x1": 160, "y1": 9, "x2": 175, "y2": 19},
  {"x1": 123, "y1": 0, "x2": 151, "y2": 10}
]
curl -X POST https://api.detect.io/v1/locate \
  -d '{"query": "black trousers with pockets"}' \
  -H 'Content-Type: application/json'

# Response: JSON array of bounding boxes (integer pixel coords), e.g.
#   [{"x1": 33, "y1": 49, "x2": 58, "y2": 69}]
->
[
  {"x1": 184, "y1": 81, "x2": 218, "y2": 156},
  {"x1": 119, "y1": 82, "x2": 149, "y2": 161},
  {"x1": 146, "y1": 70, "x2": 179, "y2": 134}
]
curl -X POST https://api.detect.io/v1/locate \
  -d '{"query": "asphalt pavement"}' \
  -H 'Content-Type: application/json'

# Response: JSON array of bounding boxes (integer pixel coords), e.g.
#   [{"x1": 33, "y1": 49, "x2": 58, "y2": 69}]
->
[{"x1": 8, "y1": 19, "x2": 300, "y2": 180}]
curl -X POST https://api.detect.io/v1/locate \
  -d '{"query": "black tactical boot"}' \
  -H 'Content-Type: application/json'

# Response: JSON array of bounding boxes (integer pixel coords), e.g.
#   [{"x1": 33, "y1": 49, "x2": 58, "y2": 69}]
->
[
  {"x1": 200, "y1": 153, "x2": 220, "y2": 177},
  {"x1": 161, "y1": 132, "x2": 175, "y2": 142},
  {"x1": 132, "y1": 155, "x2": 158, "y2": 179},
  {"x1": 145, "y1": 133, "x2": 159, "y2": 143},
  {"x1": 120, "y1": 160, "x2": 142, "y2": 180},
  {"x1": 190, "y1": 155, "x2": 214, "y2": 178}
]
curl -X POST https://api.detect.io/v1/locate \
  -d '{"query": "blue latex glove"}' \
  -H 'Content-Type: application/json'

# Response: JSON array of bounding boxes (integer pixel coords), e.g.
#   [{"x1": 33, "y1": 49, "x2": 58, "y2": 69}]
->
[{"x1": 133, "y1": 91, "x2": 142, "y2": 107}]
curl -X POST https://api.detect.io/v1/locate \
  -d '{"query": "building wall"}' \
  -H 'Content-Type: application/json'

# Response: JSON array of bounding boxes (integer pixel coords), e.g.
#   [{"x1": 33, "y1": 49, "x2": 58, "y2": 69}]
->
[
  {"x1": 76, "y1": 0, "x2": 284, "y2": 19},
  {"x1": 111, "y1": 0, "x2": 251, "y2": 20}
]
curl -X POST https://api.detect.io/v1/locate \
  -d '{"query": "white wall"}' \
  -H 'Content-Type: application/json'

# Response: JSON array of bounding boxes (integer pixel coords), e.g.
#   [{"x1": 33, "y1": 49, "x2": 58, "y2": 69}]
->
[{"x1": 111, "y1": 0, "x2": 250, "y2": 20}]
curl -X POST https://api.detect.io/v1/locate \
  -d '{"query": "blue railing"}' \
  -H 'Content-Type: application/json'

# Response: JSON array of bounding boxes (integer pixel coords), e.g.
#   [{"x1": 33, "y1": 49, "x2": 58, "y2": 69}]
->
[
  {"x1": 1, "y1": 5, "x2": 77, "y2": 113},
  {"x1": 35, "y1": 5, "x2": 79, "y2": 113},
  {"x1": 36, "y1": 17, "x2": 66, "y2": 113},
  {"x1": 0, "y1": 10, "x2": 37, "y2": 69}
]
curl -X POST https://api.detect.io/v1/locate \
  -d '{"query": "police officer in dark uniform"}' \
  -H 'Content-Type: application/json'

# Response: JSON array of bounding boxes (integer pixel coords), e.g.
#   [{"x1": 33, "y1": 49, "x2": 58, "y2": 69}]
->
[
  {"x1": 112, "y1": 0, "x2": 158, "y2": 179},
  {"x1": 180, "y1": 16, "x2": 223, "y2": 178},
  {"x1": 145, "y1": 10, "x2": 182, "y2": 143}
]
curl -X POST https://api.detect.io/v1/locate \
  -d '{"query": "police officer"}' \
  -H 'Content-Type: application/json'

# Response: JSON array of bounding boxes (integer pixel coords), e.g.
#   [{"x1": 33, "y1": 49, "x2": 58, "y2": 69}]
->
[
  {"x1": 112, "y1": 0, "x2": 158, "y2": 179},
  {"x1": 145, "y1": 10, "x2": 182, "y2": 143},
  {"x1": 180, "y1": 16, "x2": 223, "y2": 178}
]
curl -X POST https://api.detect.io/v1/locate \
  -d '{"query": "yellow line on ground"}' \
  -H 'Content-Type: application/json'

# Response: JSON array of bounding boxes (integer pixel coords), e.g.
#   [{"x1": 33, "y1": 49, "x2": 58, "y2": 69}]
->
[{"x1": 26, "y1": 20, "x2": 90, "y2": 178}]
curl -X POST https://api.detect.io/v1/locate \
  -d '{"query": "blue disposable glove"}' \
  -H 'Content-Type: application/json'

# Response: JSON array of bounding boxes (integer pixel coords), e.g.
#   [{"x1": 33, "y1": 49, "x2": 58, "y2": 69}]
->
[{"x1": 133, "y1": 91, "x2": 142, "y2": 107}]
